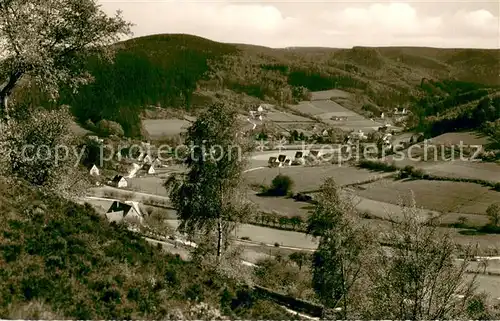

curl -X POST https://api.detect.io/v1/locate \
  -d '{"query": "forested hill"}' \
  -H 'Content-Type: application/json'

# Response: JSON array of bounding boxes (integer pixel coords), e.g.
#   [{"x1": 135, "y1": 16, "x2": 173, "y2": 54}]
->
[{"x1": 13, "y1": 33, "x2": 500, "y2": 137}]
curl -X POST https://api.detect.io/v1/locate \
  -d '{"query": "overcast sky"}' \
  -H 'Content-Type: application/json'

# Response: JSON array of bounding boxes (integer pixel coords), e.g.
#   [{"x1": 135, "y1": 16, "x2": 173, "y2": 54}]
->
[{"x1": 99, "y1": 0, "x2": 499, "y2": 49}]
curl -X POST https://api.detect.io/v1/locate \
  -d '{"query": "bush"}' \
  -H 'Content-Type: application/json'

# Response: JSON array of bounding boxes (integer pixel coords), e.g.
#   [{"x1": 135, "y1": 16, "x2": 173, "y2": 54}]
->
[
  {"x1": 263, "y1": 175, "x2": 294, "y2": 197},
  {"x1": 0, "y1": 107, "x2": 78, "y2": 189},
  {"x1": 0, "y1": 179, "x2": 291, "y2": 319},
  {"x1": 96, "y1": 120, "x2": 125, "y2": 137},
  {"x1": 358, "y1": 160, "x2": 398, "y2": 172}
]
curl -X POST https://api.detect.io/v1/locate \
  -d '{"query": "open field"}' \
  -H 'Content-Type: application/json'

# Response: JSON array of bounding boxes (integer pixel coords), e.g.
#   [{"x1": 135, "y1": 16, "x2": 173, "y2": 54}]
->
[
  {"x1": 310, "y1": 89, "x2": 351, "y2": 100},
  {"x1": 430, "y1": 131, "x2": 492, "y2": 146},
  {"x1": 244, "y1": 164, "x2": 390, "y2": 192},
  {"x1": 70, "y1": 121, "x2": 92, "y2": 136},
  {"x1": 128, "y1": 176, "x2": 168, "y2": 195},
  {"x1": 355, "y1": 179, "x2": 499, "y2": 214},
  {"x1": 248, "y1": 189, "x2": 436, "y2": 223},
  {"x1": 143, "y1": 118, "x2": 190, "y2": 138},
  {"x1": 290, "y1": 97, "x2": 383, "y2": 132},
  {"x1": 265, "y1": 110, "x2": 315, "y2": 123},
  {"x1": 424, "y1": 160, "x2": 500, "y2": 183}
]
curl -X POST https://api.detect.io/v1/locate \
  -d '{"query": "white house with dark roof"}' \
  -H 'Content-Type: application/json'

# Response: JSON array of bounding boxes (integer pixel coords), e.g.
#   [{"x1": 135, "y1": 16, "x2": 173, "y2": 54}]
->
[
  {"x1": 143, "y1": 154, "x2": 153, "y2": 165},
  {"x1": 268, "y1": 156, "x2": 279, "y2": 167},
  {"x1": 112, "y1": 175, "x2": 128, "y2": 188},
  {"x1": 89, "y1": 164, "x2": 100, "y2": 176},
  {"x1": 144, "y1": 164, "x2": 156, "y2": 175},
  {"x1": 105, "y1": 200, "x2": 144, "y2": 225}
]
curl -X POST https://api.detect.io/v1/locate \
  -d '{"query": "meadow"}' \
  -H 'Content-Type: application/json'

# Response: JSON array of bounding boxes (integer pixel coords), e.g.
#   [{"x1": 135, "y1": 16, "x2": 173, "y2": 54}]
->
[
  {"x1": 143, "y1": 118, "x2": 190, "y2": 138},
  {"x1": 244, "y1": 164, "x2": 389, "y2": 192},
  {"x1": 355, "y1": 179, "x2": 499, "y2": 215}
]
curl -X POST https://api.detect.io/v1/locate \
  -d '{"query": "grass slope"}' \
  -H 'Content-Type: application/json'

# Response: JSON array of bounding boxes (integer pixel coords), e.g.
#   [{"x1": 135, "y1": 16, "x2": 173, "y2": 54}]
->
[{"x1": 0, "y1": 179, "x2": 289, "y2": 319}]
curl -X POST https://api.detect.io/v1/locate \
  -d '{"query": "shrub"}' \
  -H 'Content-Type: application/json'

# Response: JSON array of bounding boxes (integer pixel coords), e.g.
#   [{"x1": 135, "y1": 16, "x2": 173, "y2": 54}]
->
[
  {"x1": 96, "y1": 119, "x2": 125, "y2": 137},
  {"x1": 264, "y1": 175, "x2": 294, "y2": 196},
  {"x1": 358, "y1": 160, "x2": 398, "y2": 172},
  {"x1": 486, "y1": 203, "x2": 500, "y2": 227}
]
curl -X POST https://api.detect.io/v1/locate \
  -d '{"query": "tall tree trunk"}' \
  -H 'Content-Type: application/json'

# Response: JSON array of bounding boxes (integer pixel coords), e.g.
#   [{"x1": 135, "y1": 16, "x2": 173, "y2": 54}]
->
[
  {"x1": 216, "y1": 216, "x2": 222, "y2": 261},
  {"x1": 1, "y1": 71, "x2": 24, "y2": 123}
]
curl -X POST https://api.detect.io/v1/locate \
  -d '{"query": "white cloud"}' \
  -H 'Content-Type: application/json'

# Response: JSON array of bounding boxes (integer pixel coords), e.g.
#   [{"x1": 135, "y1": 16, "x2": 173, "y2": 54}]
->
[{"x1": 100, "y1": 1, "x2": 499, "y2": 48}]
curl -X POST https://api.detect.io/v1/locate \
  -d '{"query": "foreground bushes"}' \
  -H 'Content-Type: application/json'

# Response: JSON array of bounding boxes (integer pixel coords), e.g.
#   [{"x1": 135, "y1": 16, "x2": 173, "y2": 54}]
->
[{"x1": 0, "y1": 180, "x2": 289, "y2": 319}]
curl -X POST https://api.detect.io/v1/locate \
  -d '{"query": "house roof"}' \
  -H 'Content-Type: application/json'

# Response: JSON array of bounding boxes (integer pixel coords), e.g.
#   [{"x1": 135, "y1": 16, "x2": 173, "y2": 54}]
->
[
  {"x1": 268, "y1": 156, "x2": 277, "y2": 162},
  {"x1": 106, "y1": 201, "x2": 143, "y2": 218},
  {"x1": 112, "y1": 175, "x2": 124, "y2": 183},
  {"x1": 309, "y1": 150, "x2": 319, "y2": 156},
  {"x1": 278, "y1": 154, "x2": 287, "y2": 162},
  {"x1": 295, "y1": 151, "x2": 303, "y2": 158}
]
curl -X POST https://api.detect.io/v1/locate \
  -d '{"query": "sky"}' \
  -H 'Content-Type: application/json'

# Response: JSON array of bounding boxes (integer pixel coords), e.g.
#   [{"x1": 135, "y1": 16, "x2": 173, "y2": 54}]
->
[{"x1": 99, "y1": 0, "x2": 500, "y2": 49}]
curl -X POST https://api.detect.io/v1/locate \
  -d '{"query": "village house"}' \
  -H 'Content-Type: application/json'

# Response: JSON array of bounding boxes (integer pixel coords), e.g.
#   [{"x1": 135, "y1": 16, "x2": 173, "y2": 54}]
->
[
  {"x1": 143, "y1": 154, "x2": 153, "y2": 165},
  {"x1": 153, "y1": 158, "x2": 162, "y2": 167},
  {"x1": 292, "y1": 151, "x2": 306, "y2": 166},
  {"x1": 144, "y1": 164, "x2": 156, "y2": 175},
  {"x1": 308, "y1": 150, "x2": 321, "y2": 159},
  {"x1": 112, "y1": 175, "x2": 128, "y2": 188},
  {"x1": 268, "y1": 156, "x2": 279, "y2": 168},
  {"x1": 105, "y1": 200, "x2": 144, "y2": 225},
  {"x1": 89, "y1": 164, "x2": 100, "y2": 176}
]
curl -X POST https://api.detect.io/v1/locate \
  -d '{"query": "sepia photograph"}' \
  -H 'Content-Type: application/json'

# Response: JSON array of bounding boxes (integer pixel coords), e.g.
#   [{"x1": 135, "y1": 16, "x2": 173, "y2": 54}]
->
[{"x1": 0, "y1": 0, "x2": 499, "y2": 319}]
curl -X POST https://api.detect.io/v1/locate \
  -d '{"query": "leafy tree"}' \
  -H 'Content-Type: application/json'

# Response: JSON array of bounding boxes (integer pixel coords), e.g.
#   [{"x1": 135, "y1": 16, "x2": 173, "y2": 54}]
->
[
  {"x1": 289, "y1": 215, "x2": 304, "y2": 230},
  {"x1": 96, "y1": 119, "x2": 125, "y2": 137},
  {"x1": 0, "y1": 0, "x2": 132, "y2": 122},
  {"x1": 165, "y1": 102, "x2": 253, "y2": 263},
  {"x1": 307, "y1": 178, "x2": 373, "y2": 318},
  {"x1": 486, "y1": 203, "x2": 500, "y2": 227},
  {"x1": 268, "y1": 174, "x2": 294, "y2": 196},
  {"x1": 288, "y1": 252, "x2": 310, "y2": 271},
  {"x1": 0, "y1": 106, "x2": 86, "y2": 195},
  {"x1": 278, "y1": 216, "x2": 289, "y2": 229},
  {"x1": 361, "y1": 197, "x2": 480, "y2": 319}
]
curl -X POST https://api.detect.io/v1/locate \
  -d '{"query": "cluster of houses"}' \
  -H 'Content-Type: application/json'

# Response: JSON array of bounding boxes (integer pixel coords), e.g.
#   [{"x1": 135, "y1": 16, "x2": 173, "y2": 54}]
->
[
  {"x1": 87, "y1": 139, "x2": 167, "y2": 189},
  {"x1": 268, "y1": 150, "x2": 322, "y2": 168}
]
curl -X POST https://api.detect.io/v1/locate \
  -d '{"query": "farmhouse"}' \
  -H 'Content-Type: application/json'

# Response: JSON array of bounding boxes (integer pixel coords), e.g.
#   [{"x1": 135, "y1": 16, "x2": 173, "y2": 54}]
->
[
  {"x1": 89, "y1": 164, "x2": 99, "y2": 176},
  {"x1": 105, "y1": 200, "x2": 144, "y2": 225},
  {"x1": 308, "y1": 150, "x2": 321, "y2": 159},
  {"x1": 153, "y1": 158, "x2": 162, "y2": 167},
  {"x1": 268, "y1": 156, "x2": 279, "y2": 167},
  {"x1": 112, "y1": 175, "x2": 128, "y2": 188},
  {"x1": 144, "y1": 164, "x2": 156, "y2": 175},
  {"x1": 292, "y1": 151, "x2": 306, "y2": 165},
  {"x1": 143, "y1": 154, "x2": 153, "y2": 165}
]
